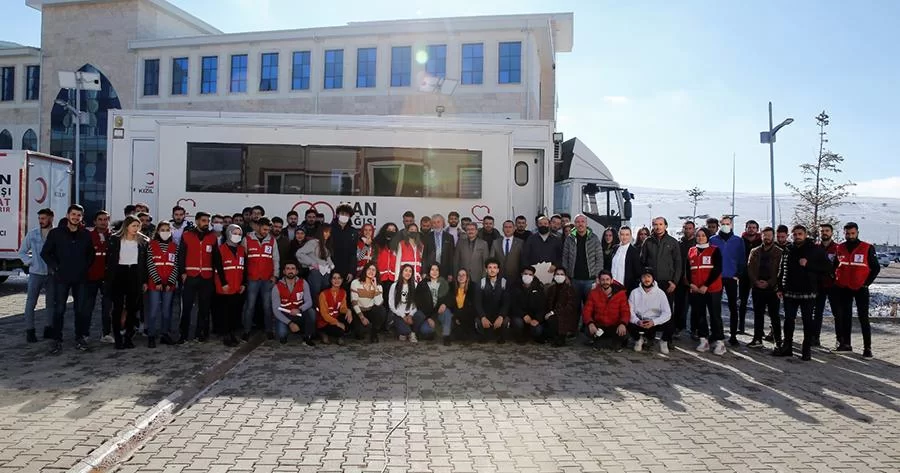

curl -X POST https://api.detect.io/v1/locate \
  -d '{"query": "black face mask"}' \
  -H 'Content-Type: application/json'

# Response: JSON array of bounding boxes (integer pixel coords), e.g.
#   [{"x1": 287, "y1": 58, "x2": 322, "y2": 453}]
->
[
  {"x1": 538, "y1": 226, "x2": 550, "y2": 235},
  {"x1": 408, "y1": 232, "x2": 419, "y2": 239},
  {"x1": 386, "y1": 231, "x2": 397, "y2": 239}
]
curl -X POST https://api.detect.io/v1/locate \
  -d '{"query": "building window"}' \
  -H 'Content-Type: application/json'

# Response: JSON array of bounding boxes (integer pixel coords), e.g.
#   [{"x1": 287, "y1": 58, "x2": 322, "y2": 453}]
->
[
  {"x1": 260, "y1": 52, "x2": 278, "y2": 92},
  {"x1": 324, "y1": 49, "x2": 343, "y2": 90},
  {"x1": 514, "y1": 161, "x2": 529, "y2": 186},
  {"x1": 22, "y1": 129, "x2": 37, "y2": 151},
  {"x1": 461, "y1": 43, "x2": 483, "y2": 85},
  {"x1": 25, "y1": 65, "x2": 40, "y2": 101},
  {"x1": 143, "y1": 59, "x2": 159, "y2": 96},
  {"x1": 291, "y1": 51, "x2": 310, "y2": 90},
  {"x1": 0, "y1": 129, "x2": 11, "y2": 150},
  {"x1": 390, "y1": 46, "x2": 411, "y2": 87},
  {"x1": 230, "y1": 54, "x2": 248, "y2": 93},
  {"x1": 356, "y1": 48, "x2": 376, "y2": 88},
  {"x1": 201, "y1": 56, "x2": 218, "y2": 94},
  {"x1": 186, "y1": 142, "x2": 482, "y2": 198},
  {"x1": 425, "y1": 45, "x2": 446, "y2": 79},
  {"x1": 171, "y1": 57, "x2": 188, "y2": 95},
  {"x1": 498, "y1": 42, "x2": 522, "y2": 84},
  {"x1": 1, "y1": 67, "x2": 14, "y2": 101}
]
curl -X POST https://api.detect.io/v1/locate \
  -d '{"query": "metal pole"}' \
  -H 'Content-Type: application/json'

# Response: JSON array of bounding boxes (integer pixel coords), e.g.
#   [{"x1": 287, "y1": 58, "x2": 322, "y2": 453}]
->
[
  {"x1": 768, "y1": 101, "x2": 776, "y2": 228},
  {"x1": 74, "y1": 82, "x2": 81, "y2": 204},
  {"x1": 731, "y1": 152, "x2": 736, "y2": 218}
]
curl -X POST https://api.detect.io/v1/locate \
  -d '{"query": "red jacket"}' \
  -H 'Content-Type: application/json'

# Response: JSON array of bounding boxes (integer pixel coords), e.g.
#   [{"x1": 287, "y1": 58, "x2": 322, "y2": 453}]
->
[
  {"x1": 376, "y1": 245, "x2": 397, "y2": 283},
  {"x1": 582, "y1": 283, "x2": 631, "y2": 328},
  {"x1": 87, "y1": 229, "x2": 109, "y2": 282}
]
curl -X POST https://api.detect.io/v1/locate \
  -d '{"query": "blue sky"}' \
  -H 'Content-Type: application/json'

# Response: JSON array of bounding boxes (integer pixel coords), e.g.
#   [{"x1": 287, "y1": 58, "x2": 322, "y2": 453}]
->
[{"x1": 5, "y1": 0, "x2": 898, "y2": 198}]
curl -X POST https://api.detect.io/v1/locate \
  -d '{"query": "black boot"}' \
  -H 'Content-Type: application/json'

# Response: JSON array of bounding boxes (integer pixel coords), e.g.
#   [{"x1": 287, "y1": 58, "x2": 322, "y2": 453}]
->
[
  {"x1": 772, "y1": 343, "x2": 793, "y2": 357},
  {"x1": 43, "y1": 326, "x2": 54, "y2": 340},
  {"x1": 124, "y1": 336, "x2": 136, "y2": 349},
  {"x1": 26, "y1": 329, "x2": 38, "y2": 343},
  {"x1": 148, "y1": 337, "x2": 157, "y2": 348},
  {"x1": 801, "y1": 340, "x2": 811, "y2": 361}
]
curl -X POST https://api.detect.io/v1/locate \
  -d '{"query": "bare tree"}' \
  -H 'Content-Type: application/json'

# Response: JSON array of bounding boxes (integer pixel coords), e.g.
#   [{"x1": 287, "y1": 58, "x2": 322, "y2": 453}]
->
[
  {"x1": 685, "y1": 187, "x2": 706, "y2": 220},
  {"x1": 785, "y1": 110, "x2": 854, "y2": 239}
]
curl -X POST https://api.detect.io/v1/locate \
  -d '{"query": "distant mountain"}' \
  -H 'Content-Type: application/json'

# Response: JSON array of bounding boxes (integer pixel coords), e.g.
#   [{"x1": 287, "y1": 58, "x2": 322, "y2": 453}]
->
[{"x1": 626, "y1": 187, "x2": 900, "y2": 245}]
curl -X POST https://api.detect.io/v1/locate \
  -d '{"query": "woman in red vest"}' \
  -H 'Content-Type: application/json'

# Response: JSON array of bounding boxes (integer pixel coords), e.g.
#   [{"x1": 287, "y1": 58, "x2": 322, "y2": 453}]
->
[
  {"x1": 145, "y1": 221, "x2": 180, "y2": 347},
  {"x1": 688, "y1": 227, "x2": 727, "y2": 355},
  {"x1": 213, "y1": 224, "x2": 247, "y2": 347},
  {"x1": 317, "y1": 272, "x2": 351, "y2": 345},
  {"x1": 356, "y1": 224, "x2": 376, "y2": 277},
  {"x1": 392, "y1": 224, "x2": 424, "y2": 283},
  {"x1": 373, "y1": 223, "x2": 400, "y2": 311}
]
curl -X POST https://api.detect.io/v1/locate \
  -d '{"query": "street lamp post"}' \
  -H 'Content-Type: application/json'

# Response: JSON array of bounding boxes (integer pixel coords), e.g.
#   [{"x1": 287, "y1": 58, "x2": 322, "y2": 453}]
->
[
  {"x1": 759, "y1": 102, "x2": 794, "y2": 228},
  {"x1": 57, "y1": 71, "x2": 101, "y2": 204}
]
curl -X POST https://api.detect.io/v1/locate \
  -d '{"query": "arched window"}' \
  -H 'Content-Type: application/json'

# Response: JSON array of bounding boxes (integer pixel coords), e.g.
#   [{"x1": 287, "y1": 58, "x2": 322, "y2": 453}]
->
[
  {"x1": 0, "y1": 129, "x2": 12, "y2": 150},
  {"x1": 22, "y1": 129, "x2": 37, "y2": 151}
]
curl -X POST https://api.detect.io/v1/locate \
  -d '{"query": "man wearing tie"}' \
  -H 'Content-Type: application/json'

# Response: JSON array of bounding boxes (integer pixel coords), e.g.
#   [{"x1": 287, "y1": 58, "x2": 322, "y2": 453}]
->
[
  {"x1": 493, "y1": 220, "x2": 524, "y2": 283},
  {"x1": 423, "y1": 214, "x2": 456, "y2": 279}
]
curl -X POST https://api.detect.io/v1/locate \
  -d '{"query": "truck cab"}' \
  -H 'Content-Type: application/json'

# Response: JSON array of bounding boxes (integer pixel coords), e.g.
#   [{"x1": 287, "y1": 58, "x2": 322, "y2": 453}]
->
[{"x1": 553, "y1": 138, "x2": 632, "y2": 232}]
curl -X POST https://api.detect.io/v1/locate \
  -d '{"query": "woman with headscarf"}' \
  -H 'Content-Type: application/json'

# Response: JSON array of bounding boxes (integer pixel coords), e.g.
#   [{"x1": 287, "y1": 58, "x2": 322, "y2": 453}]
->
[
  {"x1": 145, "y1": 220, "x2": 180, "y2": 346},
  {"x1": 213, "y1": 224, "x2": 247, "y2": 347}
]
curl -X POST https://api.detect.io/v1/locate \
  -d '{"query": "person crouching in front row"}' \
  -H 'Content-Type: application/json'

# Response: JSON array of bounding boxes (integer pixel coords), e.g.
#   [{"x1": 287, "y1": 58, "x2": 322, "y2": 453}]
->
[
  {"x1": 317, "y1": 272, "x2": 351, "y2": 345},
  {"x1": 415, "y1": 263, "x2": 453, "y2": 345},
  {"x1": 628, "y1": 267, "x2": 673, "y2": 354},
  {"x1": 349, "y1": 262, "x2": 388, "y2": 343},
  {"x1": 582, "y1": 270, "x2": 630, "y2": 351},
  {"x1": 510, "y1": 266, "x2": 547, "y2": 344},
  {"x1": 271, "y1": 261, "x2": 316, "y2": 346},
  {"x1": 213, "y1": 225, "x2": 247, "y2": 347},
  {"x1": 390, "y1": 264, "x2": 423, "y2": 343},
  {"x1": 475, "y1": 259, "x2": 511, "y2": 344}
]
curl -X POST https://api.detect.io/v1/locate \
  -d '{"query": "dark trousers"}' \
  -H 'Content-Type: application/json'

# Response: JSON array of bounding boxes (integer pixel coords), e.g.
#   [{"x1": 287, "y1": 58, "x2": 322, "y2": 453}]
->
[
  {"x1": 691, "y1": 291, "x2": 724, "y2": 341},
  {"x1": 628, "y1": 322, "x2": 666, "y2": 340},
  {"x1": 814, "y1": 288, "x2": 838, "y2": 344},
  {"x1": 835, "y1": 287, "x2": 872, "y2": 349},
  {"x1": 110, "y1": 265, "x2": 142, "y2": 343},
  {"x1": 320, "y1": 323, "x2": 346, "y2": 339},
  {"x1": 751, "y1": 288, "x2": 781, "y2": 342},
  {"x1": 83, "y1": 280, "x2": 112, "y2": 337},
  {"x1": 218, "y1": 293, "x2": 243, "y2": 338},
  {"x1": 181, "y1": 276, "x2": 214, "y2": 340},
  {"x1": 52, "y1": 280, "x2": 87, "y2": 341},
  {"x1": 783, "y1": 297, "x2": 815, "y2": 355},
  {"x1": 673, "y1": 284, "x2": 690, "y2": 332},
  {"x1": 587, "y1": 324, "x2": 628, "y2": 349},
  {"x1": 352, "y1": 306, "x2": 387, "y2": 340},
  {"x1": 380, "y1": 281, "x2": 395, "y2": 331},
  {"x1": 723, "y1": 278, "x2": 739, "y2": 337},
  {"x1": 738, "y1": 276, "x2": 752, "y2": 333},
  {"x1": 659, "y1": 288, "x2": 676, "y2": 342}
]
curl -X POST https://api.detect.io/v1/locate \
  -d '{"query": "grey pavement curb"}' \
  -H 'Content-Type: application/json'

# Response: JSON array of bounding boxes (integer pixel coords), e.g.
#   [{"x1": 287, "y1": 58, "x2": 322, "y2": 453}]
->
[{"x1": 65, "y1": 335, "x2": 264, "y2": 473}]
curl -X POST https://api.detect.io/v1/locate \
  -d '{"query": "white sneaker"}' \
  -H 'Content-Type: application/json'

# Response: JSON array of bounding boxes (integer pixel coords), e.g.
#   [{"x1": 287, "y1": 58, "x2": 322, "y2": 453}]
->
[
  {"x1": 659, "y1": 340, "x2": 670, "y2": 355},
  {"x1": 713, "y1": 340, "x2": 727, "y2": 356},
  {"x1": 100, "y1": 335, "x2": 114, "y2": 344},
  {"x1": 409, "y1": 333, "x2": 418, "y2": 343},
  {"x1": 398, "y1": 335, "x2": 407, "y2": 342},
  {"x1": 633, "y1": 336, "x2": 644, "y2": 352},
  {"x1": 696, "y1": 338, "x2": 710, "y2": 352}
]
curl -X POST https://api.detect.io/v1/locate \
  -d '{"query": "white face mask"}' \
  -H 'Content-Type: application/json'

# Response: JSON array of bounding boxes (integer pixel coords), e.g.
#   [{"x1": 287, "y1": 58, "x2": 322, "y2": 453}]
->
[
  {"x1": 157, "y1": 231, "x2": 172, "y2": 240},
  {"x1": 338, "y1": 215, "x2": 350, "y2": 224},
  {"x1": 230, "y1": 234, "x2": 242, "y2": 244},
  {"x1": 721, "y1": 224, "x2": 732, "y2": 234},
  {"x1": 521, "y1": 274, "x2": 534, "y2": 285},
  {"x1": 553, "y1": 275, "x2": 567, "y2": 284},
  {"x1": 213, "y1": 223, "x2": 223, "y2": 232}
]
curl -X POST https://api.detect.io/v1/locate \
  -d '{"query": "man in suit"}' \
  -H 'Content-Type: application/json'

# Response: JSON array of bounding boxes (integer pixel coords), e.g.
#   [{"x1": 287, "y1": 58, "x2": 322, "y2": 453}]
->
[
  {"x1": 455, "y1": 222, "x2": 490, "y2": 281},
  {"x1": 492, "y1": 220, "x2": 524, "y2": 283},
  {"x1": 610, "y1": 226, "x2": 643, "y2": 294},
  {"x1": 423, "y1": 214, "x2": 456, "y2": 279}
]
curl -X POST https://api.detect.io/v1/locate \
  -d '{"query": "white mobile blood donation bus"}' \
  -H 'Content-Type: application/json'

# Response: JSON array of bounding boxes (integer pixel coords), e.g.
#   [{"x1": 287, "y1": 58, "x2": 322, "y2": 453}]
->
[
  {"x1": 106, "y1": 110, "x2": 630, "y2": 229},
  {"x1": 0, "y1": 151, "x2": 73, "y2": 284}
]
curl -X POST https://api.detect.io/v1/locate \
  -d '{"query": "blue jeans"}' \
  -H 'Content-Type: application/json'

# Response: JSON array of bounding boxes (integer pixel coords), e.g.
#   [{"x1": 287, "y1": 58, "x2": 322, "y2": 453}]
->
[
  {"x1": 275, "y1": 308, "x2": 317, "y2": 340},
  {"x1": 394, "y1": 311, "x2": 425, "y2": 336},
  {"x1": 24, "y1": 273, "x2": 54, "y2": 331},
  {"x1": 82, "y1": 280, "x2": 112, "y2": 337},
  {"x1": 243, "y1": 279, "x2": 274, "y2": 333},
  {"x1": 146, "y1": 290, "x2": 175, "y2": 338},
  {"x1": 572, "y1": 279, "x2": 594, "y2": 307},
  {"x1": 53, "y1": 281, "x2": 87, "y2": 340},
  {"x1": 417, "y1": 309, "x2": 453, "y2": 338},
  {"x1": 510, "y1": 317, "x2": 545, "y2": 341},
  {"x1": 307, "y1": 271, "x2": 328, "y2": 302}
]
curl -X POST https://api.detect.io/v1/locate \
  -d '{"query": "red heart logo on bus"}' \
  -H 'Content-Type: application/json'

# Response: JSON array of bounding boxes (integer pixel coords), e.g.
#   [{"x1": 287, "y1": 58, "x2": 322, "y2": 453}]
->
[
  {"x1": 291, "y1": 200, "x2": 335, "y2": 222},
  {"x1": 470, "y1": 204, "x2": 491, "y2": 222}
]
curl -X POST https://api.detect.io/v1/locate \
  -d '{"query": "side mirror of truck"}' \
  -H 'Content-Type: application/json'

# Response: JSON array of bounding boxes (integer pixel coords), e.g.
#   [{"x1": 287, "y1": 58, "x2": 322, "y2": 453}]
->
[{"x1": 623, "y1": 201, "x2": 633, "y2": 221}]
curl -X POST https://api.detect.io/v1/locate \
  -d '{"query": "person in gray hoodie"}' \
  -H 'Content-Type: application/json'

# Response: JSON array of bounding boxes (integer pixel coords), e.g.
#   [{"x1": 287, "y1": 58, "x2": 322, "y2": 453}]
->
[
  {"x1": 627, "y1": 268, "x2": 672, "y2": 354},
  {"x1": 18, "y1": 208, "x2": 56, "y2": 343}
]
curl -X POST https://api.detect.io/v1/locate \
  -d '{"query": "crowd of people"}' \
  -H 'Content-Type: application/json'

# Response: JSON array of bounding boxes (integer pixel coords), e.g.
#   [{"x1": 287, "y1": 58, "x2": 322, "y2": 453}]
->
[{"x1": 16, "y1": 201, "x2": 881, "y2": 361}]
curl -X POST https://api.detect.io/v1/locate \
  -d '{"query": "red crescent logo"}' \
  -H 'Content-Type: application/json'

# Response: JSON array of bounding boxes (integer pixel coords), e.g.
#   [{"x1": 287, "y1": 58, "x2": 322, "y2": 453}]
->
[
  {"x1": 470, "y1": 204, "x2": 491, "y2": 222},
  {"x1": 291, "y1": 200, "x2": 335, "y2": 222},
  {"x1": 146, "y1": 172, "x2": 155, "y2": 186},
  {"x1": 35, "y1": 177, "x2": 48, "y2": 204}
]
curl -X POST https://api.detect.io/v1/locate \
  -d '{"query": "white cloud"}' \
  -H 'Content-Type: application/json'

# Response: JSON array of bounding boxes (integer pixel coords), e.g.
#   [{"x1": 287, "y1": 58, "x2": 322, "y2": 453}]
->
[
  {"x1": 854, "y1": 176, "x2": 900, "y2": 198},
  {"x1": 602, "y1": 96, "x2": 629, "y2": 105}
]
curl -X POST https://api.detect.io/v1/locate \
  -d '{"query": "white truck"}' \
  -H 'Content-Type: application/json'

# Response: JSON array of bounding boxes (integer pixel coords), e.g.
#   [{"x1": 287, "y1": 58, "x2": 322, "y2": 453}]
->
[
  {"x1": 0, "y1": 151, "x2": 73, "y2": 284},
  {"x1": 105, "y1": 110, "x2": 630, "y2": 230}
]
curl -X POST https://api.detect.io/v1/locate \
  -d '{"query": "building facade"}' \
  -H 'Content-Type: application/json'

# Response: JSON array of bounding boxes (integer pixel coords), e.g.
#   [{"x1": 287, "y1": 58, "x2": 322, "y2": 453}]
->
[{"x1": 1, "y1": 0, "x2": 572, "y2": 213}]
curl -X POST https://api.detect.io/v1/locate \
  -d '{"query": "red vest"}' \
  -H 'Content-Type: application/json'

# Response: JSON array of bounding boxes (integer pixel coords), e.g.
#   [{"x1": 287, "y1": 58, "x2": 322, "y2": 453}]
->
[
  {"x1": 394, "y1": 240, "x2": 423, "y2": 282},
  {"x1": 688, "y1": 246, "x2": 723, "y2": 293},
  {"x1": 246, "y1": 236, "x2": 275, "y2": 281},
  {"x1": 148, "y1": 240, "x2": 177, "y2": 291},
  {"x1": 376, "y1": 245, "x2": 397, "y2": 282},
  {"x1": 87, "y1": 229, "x2": 109, "y2": 282},
  {"x1": 318, "y1": 288, "x2": 346, "y2": 329},
  {"x1": 818, "y1": 241, "x2": 838, "y2": 289},
  {"x1": 276, "y1": 279, "x2": 306, "y2": 313},
  {"x1": 834, "y1": 241, "x2": 872, "y2": 291},
  {"x1": 183, "y1": 230, "x2": 217, "y2": 279},
  {"x1": 215, "y1": 244, "x2": 246, "y2": 295}
]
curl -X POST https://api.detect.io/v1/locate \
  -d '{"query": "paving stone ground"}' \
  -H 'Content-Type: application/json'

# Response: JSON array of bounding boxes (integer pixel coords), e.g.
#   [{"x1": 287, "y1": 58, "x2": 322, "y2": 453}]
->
[{"x1": 2, "y1": 275, "x2": 900, "y2": 473}]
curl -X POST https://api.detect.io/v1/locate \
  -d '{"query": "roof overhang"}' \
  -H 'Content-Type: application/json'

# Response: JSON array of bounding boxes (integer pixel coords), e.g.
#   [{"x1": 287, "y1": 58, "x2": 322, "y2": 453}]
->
[
  {"x1": 27, "y1": 0, "x2": 221, "y2": 35},
  {"x1": 0, "y1": 46, "x2": 41, "y2": 58}
]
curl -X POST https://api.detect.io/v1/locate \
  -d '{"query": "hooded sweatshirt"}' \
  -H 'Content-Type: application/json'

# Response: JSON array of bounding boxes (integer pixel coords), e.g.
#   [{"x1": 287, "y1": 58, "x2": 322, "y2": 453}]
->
[{"x1": 628, "y1": 281, "x2": 672, "y2": 326}]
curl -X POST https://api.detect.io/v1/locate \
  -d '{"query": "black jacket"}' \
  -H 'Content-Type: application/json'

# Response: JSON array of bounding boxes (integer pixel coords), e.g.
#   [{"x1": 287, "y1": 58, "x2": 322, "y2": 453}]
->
[
  {"x1": 422, "y1": 230, "x2": 456, "y2": 278},
  {"x1": 612, "y1": 243, "x2": 643, "y2": 293},
  {"x1": 522, "y1": 233, "x2": 563, "y2": 268},
  {"x1": 105, "y1": 234, "x2": 150, "y2": 288},
  {"x1": 476, "y1": 277, "x2": 509, "y2": 320},
  {"x1": 679, "y1": 237, "x2": 696, "y2": 285},
  {"x1": 510, "y1": 281, "x2": 547, "y2": 321},
  {"x1": 640, "y1": 233, "x2": 683, "y2": 286},
  {"x1": 778, "y1": 240, "x2": 830, "y2": 297},
  {"x1": 448, "y1": 280, "x2": 480, "y2": 324},
  {"x1": 40, "y1": 220, "x2": 94, "y2": 283},
  {"x1": 330, "y1": 220, "x2": 359, "y2": 277},
  {"x1": 414, "y1": 278, "x2": 451, "y2": 318}
]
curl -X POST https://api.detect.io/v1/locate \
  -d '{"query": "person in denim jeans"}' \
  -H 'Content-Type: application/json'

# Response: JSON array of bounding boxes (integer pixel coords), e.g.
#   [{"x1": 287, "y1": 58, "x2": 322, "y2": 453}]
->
[
  {"x1": 271, "y1": 262, "x2": 316, "y2": 345},
  {"x1": 242, "y1": 218, "x2": 279, "y2": 340},
  {"x1": 145, "y1": 222, "x2": 180, "y2": 346},
  {"x1": 415, "y1": 263, "x2": 453, "y2": 345},
  {"x1": 83, "y1": 210, "x2": 113, "y2": 342},
  {"x1": 389, "y1": 264, "x2": 423, "y2": 342},
  {"x1": 18, "y1": 208, "x2": 56, "y2": 343}
]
